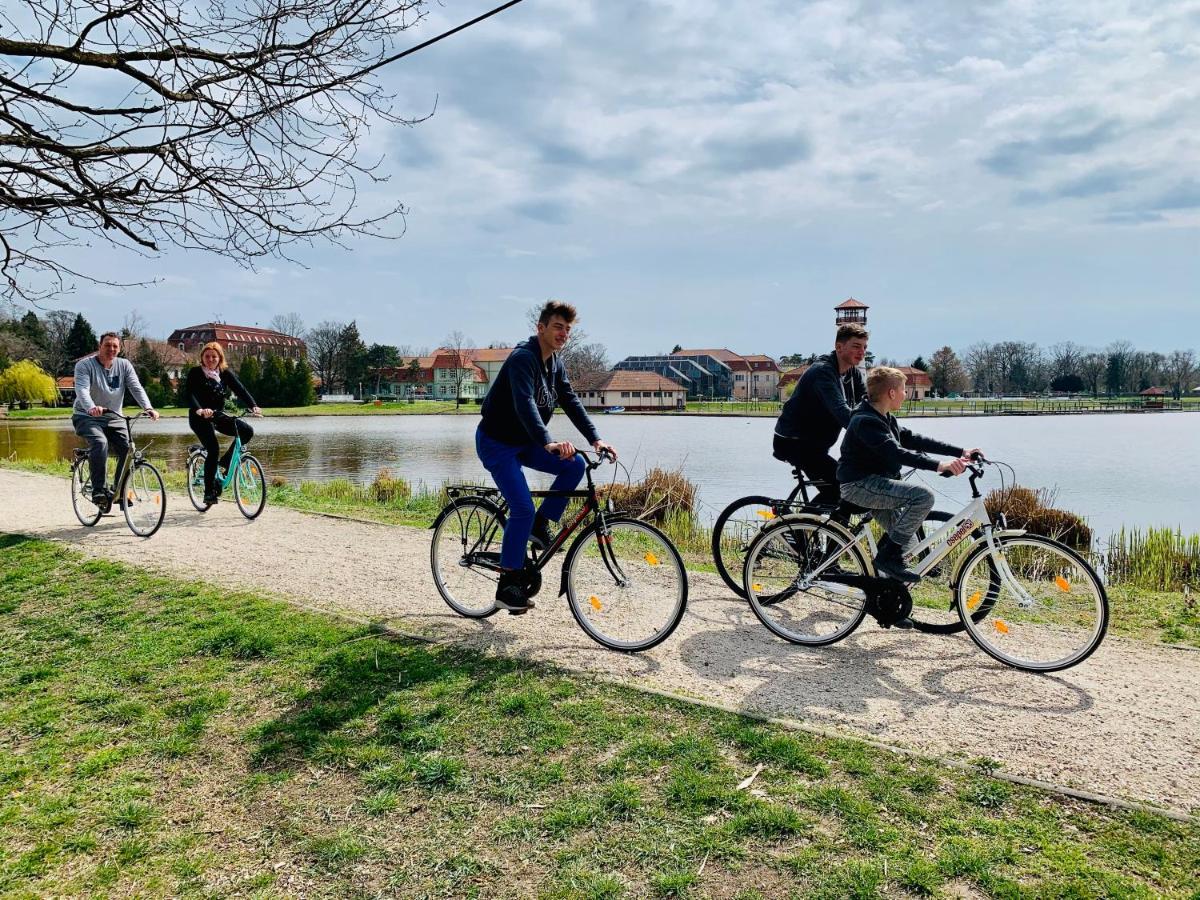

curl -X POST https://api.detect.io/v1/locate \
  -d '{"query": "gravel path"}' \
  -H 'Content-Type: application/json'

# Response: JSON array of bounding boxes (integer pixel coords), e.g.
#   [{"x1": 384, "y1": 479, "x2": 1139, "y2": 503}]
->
[{"x1": 3, "y1": 468, "x2": 1197, "y2": 815}]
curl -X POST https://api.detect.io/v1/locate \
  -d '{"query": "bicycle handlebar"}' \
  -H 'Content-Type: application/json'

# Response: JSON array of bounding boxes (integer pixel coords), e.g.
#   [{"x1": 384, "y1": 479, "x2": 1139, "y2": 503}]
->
[{"x1": 574, "y1": 448, "x2": 616, "y2": 469}]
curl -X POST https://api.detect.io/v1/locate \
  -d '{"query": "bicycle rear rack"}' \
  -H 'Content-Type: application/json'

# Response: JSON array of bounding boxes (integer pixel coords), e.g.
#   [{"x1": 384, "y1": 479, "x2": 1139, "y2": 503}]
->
[{"x1": 446, "y1": 484, "x2": 501, "y2": 500}]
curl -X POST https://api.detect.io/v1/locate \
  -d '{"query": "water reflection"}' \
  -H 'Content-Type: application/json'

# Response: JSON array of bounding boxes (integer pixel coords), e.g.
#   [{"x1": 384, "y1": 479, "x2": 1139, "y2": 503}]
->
[{"x1": 3, "y1": 411, "x2": 1198, "y2": 537}]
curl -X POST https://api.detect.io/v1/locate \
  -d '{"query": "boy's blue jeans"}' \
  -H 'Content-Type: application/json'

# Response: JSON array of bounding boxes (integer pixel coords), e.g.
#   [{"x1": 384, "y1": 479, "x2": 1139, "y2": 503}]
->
[
  {"x1": 476, "y1": 427, "x2": 587, "y2": 570},
  {"x1": 841, "y1": 475, "x2": 935, "y2": 546}
]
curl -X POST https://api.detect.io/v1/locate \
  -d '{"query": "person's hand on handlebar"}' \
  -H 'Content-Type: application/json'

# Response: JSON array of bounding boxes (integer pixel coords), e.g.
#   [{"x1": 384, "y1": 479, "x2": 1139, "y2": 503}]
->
[
  {"x1": 88, "y1": 405, "x2": 104, "y2": 417},
  {"x1": 964, "y1": 447, "x2": 985, "y2": 462},
  {"x1": 145, "y1": 408, "x2": 160, "y2": 421},
  {"x1": 937, "y1": 456, "x2": 969, "y2": 476},
  {"x1": 197, "y1": 407, "x2": 215, "y2": 419},
  {"x1": 250, "y1": 406, "x2": 263, "y2": 417},
  {"x1": 593, "y1": 439, "x2": 618, "y2": 461},
  {"x1": 545, "y1": 440, "x2": 577, "y2": 459}
]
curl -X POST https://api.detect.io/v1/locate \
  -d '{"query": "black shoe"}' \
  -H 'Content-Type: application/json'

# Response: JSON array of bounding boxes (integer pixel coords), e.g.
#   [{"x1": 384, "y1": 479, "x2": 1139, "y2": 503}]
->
[
  {"x1": 202, "y1": 491, "x2": 218, "y2": 507},
  {"x1": 520, "y1": 567, "x2": 543, "y2": 599},
  {"x1": 495, "y1": 571, "x2": 533, "y2": 614},
  {"x1": 529, "y1": 515, "x2": 555, "y2": 551},
  {"x1": 874, "y1": 536, "x2": 920, "y2": 584}
]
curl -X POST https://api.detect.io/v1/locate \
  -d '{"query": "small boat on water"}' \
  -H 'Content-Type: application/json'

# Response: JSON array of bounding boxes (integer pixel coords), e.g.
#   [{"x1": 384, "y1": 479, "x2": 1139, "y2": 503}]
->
[{"x1": 604, "y1": 406, "x2": 625, "y2": 414}]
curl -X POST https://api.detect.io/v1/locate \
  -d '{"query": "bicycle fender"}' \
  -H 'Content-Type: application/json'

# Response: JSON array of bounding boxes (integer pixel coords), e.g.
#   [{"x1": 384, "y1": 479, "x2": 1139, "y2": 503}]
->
[
  {"x1": 558, "y1": 516, "x2": 634, "y2": 596},
  {"x1": 429, "y1": 497, "x2": 504, "y2": 531}
]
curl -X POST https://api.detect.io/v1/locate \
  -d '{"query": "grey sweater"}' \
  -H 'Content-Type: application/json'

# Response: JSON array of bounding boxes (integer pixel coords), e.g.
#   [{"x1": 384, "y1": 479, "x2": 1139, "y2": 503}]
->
[{"x1": 73, "y1": 355, "x2": 153, "y2": 416}]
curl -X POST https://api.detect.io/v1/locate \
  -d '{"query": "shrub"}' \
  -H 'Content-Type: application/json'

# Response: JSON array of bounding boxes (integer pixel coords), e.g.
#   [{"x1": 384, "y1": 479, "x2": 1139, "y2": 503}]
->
[
  {"x1": 985, "y1": 485, "x2": 1092, "y2": 550},
  {"x1": 370, "y1": 468, "x2": 411, "y2": 504},
  {"x1": 601, "y1": 466, "x2": 696, "y2": 523}
]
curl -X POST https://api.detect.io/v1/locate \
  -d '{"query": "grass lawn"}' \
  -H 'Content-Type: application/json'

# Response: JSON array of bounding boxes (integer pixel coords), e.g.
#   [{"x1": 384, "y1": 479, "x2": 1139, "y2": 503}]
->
[
  {"x1": 2, "y1": 400, "x2": 480, "y2": 420},
  {"x1": 1, "y1": 534, "x2": 1197, "y2": 898}
]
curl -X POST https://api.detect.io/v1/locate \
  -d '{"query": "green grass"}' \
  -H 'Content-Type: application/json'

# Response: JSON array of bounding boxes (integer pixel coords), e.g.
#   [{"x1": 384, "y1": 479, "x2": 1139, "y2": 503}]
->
[
  {"x1": 1, "y1": 534, "x2": 1197, "y2": 897},
  {"x1": 3, "y1": 400, "x2": 482, "y2": 419}
]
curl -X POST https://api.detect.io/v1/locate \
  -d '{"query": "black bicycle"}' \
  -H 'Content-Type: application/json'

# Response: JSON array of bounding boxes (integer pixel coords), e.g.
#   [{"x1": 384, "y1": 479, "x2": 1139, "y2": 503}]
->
[
  {"x1": 429, "y1": 450, "x2": 688, "y2": 652},
  {"x1": 70, "y1": 409, "x2": 166, "y2": 537}
]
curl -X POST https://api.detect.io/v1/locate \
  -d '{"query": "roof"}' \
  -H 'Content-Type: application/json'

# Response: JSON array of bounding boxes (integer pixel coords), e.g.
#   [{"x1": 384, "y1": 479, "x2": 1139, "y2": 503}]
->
[
  {"x1": 466, "y1": 348, "x2": 514, "y2": 363},
  {"x1": 56, "y1": 376, "x2": 75, "y2": 389},
  {"x1": 168, "y1": 322, "x2": 305, "y2": 349},
  {"x1": 893, "y1": 366, "x2": 932, "y2": 385},
  {"x1": 778, "y1": 365, "x2": 810, "y2": 388},
  {"x1": 835, "y1": 297, "x2": 869, "y2": 309},
  {"x1": 674, "y1": 348, "x2": 742, "y2": 364},
  {"x1": 1140, "y1": 386, "x2": 1167, "y2": 395},
  {"x1": 130, "y1": 338, "x2": 189, "y2": 367},
  {"x1": 574, "y1": 371, "x2": 683, "y2": 393}
]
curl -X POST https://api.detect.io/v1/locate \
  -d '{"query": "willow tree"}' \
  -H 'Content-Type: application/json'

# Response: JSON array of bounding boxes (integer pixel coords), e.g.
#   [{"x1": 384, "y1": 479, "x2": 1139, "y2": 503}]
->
[
  {"x1": 0, "y1": 359, "x2": 58, "y2": 406},
  {"x1": 0, "y1": 0, "x2": 431, "y2": 302}
]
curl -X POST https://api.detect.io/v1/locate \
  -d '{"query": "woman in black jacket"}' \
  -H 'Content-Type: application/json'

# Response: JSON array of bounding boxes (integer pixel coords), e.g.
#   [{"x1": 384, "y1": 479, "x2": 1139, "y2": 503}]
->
[{"x1": 187, "y1": 342, "x2": 262, "y2": 506}]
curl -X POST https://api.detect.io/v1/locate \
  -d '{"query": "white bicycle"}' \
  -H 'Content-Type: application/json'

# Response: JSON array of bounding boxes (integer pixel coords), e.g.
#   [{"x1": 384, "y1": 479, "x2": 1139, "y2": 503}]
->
[{"x1": 742, "y1": 456, "x2": 1108, "y2": 673}]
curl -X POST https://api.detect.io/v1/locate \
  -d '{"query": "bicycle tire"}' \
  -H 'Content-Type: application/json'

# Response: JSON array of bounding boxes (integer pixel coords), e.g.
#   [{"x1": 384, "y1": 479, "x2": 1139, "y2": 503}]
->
[
  {"x1": 186, "y1": 452, "x2": 208, "y2": 511},
  {"x1": 566, "y1": 518, "x2": 688, "y2": 652},
  {"x1": 234, "y1": 454, "x2": 268, "y2": 519},
  {"x1": 121, "y1": 460, "x2": 166, "y2": 538},
  {"x1": 71, "y1": 458, "x2": 103, "y2": 527},
  {"x1": 906, "y1": 511, "x2": 998, "y2": 635},
  {"x1": 712, "y1": 495, "x2": 780, "y2": 598},
  {"x1": 743, "y1": 516, "x2": 872, "y2": 646},
  {"x1": 955, "y1": 534, "x2": 1108, "y2": 672},
  {"x1": 430, "y1": 497, "x2": 506, "y2": 619}
]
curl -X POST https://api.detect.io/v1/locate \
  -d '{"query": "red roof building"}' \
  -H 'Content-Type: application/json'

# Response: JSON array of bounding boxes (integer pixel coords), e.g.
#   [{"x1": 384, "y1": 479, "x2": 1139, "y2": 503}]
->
[
  {"x1": 835, "y1": 297, "x2": 869, "y2": 327},
  {"x1": 573, "y1": 371, "x2": 686, "y2": 410},
  {"x1": 167, "y1": 323, "x2": 306, "y2": 360}
]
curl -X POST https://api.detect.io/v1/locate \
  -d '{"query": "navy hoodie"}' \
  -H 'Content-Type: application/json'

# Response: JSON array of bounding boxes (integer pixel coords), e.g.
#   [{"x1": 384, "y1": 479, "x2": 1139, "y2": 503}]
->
[
  {"x1": 479, "y1": 336, "x2": 600, "y2": 447},
  {"x1": 838, "y1": 401, "x2": 963, "y2": 483}
]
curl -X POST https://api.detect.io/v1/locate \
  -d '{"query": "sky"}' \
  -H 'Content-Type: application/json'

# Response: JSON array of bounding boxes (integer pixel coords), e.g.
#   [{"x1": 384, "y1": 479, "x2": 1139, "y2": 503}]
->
[{"x1": 21, "y1": 0, "x2": 1200, "y2": 362}]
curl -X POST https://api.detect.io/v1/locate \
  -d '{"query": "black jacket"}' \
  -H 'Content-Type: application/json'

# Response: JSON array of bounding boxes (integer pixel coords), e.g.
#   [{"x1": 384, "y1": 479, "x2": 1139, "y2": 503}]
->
[
  {"x1": 774, "y1": 352, "x2": 866, "y2": 453},
  {"x1": 479, "y1": 336, "x2": 599, "y2": 447},
  {"x1": 837, "y1": 401, "x2": 963, "y2": 483},
  {"x1": 186, "y1": 367, "x2": 257, "y2": 415}
]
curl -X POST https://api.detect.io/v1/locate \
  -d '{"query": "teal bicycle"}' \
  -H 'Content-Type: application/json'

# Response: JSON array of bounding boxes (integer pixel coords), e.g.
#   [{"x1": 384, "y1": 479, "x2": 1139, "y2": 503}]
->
[{"x1": 185, "y1": 412, "x2": 267, "y2": 519}]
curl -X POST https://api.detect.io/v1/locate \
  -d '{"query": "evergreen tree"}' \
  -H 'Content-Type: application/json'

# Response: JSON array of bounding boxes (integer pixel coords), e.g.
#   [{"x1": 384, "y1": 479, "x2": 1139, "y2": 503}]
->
[
  {"x1": 239, "y1": 356, "x2": 262, "y2": 407},
  {"x1": 157, "y1": 371, "x2": 176, "y2": 407},
  {"x1": 910, "y1": 355, "x2": 929, "y2": 371},
  {"x1": 338, "y1": 321, "x2": 369, "y2": 398},
  {"x1": 260, "y1": 354, "x2": 287, "y2": 407},
  {"x1": 64, "y1": 314, "x2": 98, "y2": 362},
  {"x1": 20, "y1": 312, "x2": 48, "y2": 352},
  {"x1": 288, "y1": 357, "x2": 317, "y2": 406}
]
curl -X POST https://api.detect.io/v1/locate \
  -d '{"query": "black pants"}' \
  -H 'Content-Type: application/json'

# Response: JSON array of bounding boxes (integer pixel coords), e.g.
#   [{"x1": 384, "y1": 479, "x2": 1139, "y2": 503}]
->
[
  {"x1": 189, "y1": 412, "x2": 253, "y2": 494},
  {"x1": 72, "y1": 412, "x2": 130, "y2": 495},
  {"x1": 772, "y1": 436, "x2": 841, "y2": 507}
]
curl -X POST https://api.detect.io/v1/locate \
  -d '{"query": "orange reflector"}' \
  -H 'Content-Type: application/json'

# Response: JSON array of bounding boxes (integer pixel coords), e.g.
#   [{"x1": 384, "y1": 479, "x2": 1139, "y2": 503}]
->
[
  {"x1": 993, "y1": 619, "x2": 1009, "y2": 634},
  {"x1": 644, "y1": 552, "x2": 659, "y2": 566},
  {"x1": 752, "y1": 583, "x2": 763, "y2": 592},
  {"x1": 967, "y1": 591, "x2": 982, "y2": 611},
  {"x1": 127, "y1": 492, "x2": 135, "y2": 502},
  {"x1": 154, "y1": 496, "x2": 160, "y2": 505},
  {"x1": 589, "y1": 595, "x2": 602, "y2": 611},
  {"x1": 756, "y1": 509, "x2": 776, "y2": 519},
  {"x1": 1055, "y1": 576, "x2": 1071, "y2": 593}
]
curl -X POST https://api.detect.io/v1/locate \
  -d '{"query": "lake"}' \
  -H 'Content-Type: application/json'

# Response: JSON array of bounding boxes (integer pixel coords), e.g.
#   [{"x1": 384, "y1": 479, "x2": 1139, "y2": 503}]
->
[{"x1": 3, "y1": 412, "x2": 1197, "y2": 538}]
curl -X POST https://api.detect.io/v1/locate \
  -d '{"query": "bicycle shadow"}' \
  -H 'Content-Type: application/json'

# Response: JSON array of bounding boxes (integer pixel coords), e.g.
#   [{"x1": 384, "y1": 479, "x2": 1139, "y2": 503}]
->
[{"x1": 673, "y1": 583, "x2": 1095, "y2": 738}]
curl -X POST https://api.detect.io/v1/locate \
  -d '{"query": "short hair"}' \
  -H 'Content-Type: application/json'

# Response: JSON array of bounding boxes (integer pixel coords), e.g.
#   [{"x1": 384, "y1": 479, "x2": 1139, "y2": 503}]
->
[
  {"x1": 538, "y1": 300, "x2": 577, "y2": 326},
  {"x1": 199, "y1": 341, "x2": 228, "y2": 371},
  {"x1": 867, "y1": 366, "x2": 906, "y2": 402},
  {"x1": 98, "y1": 332, "x2": 120, "y2": 344},
  {"x1": 836, "y1": 323, "x2": 869, "y2": 344}
]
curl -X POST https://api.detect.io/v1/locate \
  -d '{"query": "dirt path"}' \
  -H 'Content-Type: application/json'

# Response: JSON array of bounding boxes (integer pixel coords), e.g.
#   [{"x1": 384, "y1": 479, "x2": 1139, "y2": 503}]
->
[{"x1": 3, "y1": 468, "x2": 1197, "y2": 815}]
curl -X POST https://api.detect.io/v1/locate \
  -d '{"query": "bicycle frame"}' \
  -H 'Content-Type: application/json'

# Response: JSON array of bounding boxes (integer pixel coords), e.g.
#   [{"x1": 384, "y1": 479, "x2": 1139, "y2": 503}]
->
[{"x1": 88, "y1": 410, "x2": 152, "y2": 504}]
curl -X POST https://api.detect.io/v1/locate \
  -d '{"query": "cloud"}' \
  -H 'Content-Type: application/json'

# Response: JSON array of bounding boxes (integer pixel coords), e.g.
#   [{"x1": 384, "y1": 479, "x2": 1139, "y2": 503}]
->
[
  {"x1": 981, "y1": 120, "x2": 1122, "y2": 178},
  {"x1": 1150, "y1": 179, "x2": 1200, "y2": 210},
  {"x1": 511, "y1": 199, "x2": 571, "y2": 225},
  {"x1": 700, "y1": 133, "x2": 813, "y2": 174}
]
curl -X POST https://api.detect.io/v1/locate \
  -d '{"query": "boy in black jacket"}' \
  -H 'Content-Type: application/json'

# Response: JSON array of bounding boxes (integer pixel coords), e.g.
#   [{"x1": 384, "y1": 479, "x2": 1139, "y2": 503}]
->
[
  {"x1": 838, "y1": 367, "x2": 978, "y2": 582},
  {"x1": 477, "y1": 301, "x2": 617, "y2": 613}
]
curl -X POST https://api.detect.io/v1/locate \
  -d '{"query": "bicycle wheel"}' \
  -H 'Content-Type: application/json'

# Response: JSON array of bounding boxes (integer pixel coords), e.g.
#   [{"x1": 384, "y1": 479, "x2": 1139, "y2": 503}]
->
[
  {"x1": 234, "y1": 455, "x2": 267, "y2": 519},
  {"x1": 566, "y1": 519, "x2": 687, "y2": 652},
  {"x1": 430, "y1": 498, "x2": 506, "y2": 619},
  {"x1": 71, "y1": 458, "x2": 103, "y2": 527},
  {"x1": 714, "y1": 495, "x2": 796, "y2": 598},
  {"x1": 186, "y1": 452, "x2": 207, "y2": 511},
  {"x1": 956, "y1": 534, "x2": 1108, "y2": 672},
  {"x1": 743, "y1": 517, "x2": 871, "y2": 645},
  {"x1": 906, "y1": 511, "x2": 998, "y2": 635},
  {"x1": 121, "y1": 461, "x2": 166, "y2": 538}
]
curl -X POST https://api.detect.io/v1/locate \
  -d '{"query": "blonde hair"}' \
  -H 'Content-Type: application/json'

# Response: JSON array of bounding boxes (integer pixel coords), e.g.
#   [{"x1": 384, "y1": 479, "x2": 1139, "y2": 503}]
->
[
  {"x1": 867, "y1": 366, "x2": 906, "y2": 402},
  {"x1": 199, "y1": 341, "x2": 228, "y2": 371}
]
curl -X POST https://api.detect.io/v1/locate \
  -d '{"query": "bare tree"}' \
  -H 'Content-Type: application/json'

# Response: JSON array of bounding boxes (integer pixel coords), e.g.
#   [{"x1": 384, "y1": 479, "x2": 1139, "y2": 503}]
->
[
  {"x1": 121, "y1": 309, "x2": 150, "y2": 341},
  {"x1": 1164, "y1": 350, "x2": 1197, "y2": 400},
  {"x1": 442, "y1": 329, "x2": 473, "y2": 409},
  {"x1": 1079, "y1": 352, "x2": 1106, "y2": 398},
  {"x1": 306, "y1": 321, "x2": 346, "y2": 396},
  {"x1": 0, "y1": 0, "x2": 432, "y2": 302},
  {"x1": 269, "y1": 313, "x2": 307, "y2": 339}
]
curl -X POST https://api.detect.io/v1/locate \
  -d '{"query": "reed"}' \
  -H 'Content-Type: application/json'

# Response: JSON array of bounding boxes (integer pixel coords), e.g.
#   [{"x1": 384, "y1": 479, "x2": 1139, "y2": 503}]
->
[{"x1": 1102, "y1": 527, "x2": 1200, "y2": 592}]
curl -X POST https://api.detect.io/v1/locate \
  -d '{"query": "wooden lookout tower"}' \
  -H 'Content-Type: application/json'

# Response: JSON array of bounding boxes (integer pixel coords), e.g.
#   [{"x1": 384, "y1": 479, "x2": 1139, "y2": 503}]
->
[{"x1": 835, "y1": 297, "x2": 869, "y2": 328}]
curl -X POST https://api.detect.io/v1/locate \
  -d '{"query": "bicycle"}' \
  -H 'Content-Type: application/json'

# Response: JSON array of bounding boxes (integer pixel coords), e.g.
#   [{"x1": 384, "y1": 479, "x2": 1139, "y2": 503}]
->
[
  {"x1": 713, "y1": 470, "x2": 967, "y2": 633},
  {"x1": 70, "y1": 409, "x2": 166, "y2": 538},
  {"x1": 185, "y1": 411, "x2": 267, "y2": 519},
  {"x1": 429, "y1": 449, "x2": 688, "y2": 652},
  {"x1": 741, "y1": 457, "x2": 1108, "y2": 672}
]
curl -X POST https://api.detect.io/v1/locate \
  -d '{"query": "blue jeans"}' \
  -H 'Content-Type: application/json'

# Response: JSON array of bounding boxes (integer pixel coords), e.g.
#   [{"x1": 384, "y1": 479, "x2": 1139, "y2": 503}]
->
[
  {"x1": 841, "y1": 475, "x2": 935, "y2": 545},
  {"x1": 476, "y1": 427, "x2": 587, "y2": 570},
  {"x1": 72, "y1": 413, "x2": 130, "y2": 494}
]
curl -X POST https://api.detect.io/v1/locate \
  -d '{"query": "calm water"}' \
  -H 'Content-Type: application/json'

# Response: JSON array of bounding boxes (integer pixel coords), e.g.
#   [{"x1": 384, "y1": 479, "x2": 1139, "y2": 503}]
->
[{"x1": 3, "y1": 412, "x2": 1197, "y2": 537}]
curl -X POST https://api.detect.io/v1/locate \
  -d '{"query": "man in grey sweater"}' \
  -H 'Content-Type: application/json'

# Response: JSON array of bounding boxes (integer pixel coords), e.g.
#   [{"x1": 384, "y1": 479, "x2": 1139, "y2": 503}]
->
[{"x1": 72, "y1": 332, "x2": 160, "y2": 505}]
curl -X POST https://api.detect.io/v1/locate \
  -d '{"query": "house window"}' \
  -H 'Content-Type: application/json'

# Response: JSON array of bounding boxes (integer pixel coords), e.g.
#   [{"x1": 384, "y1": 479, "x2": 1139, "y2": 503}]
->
[
  {"x1": 621, "y1": 391, "x2": 630, "y2": 398},
  {"x1": 654, "y1": 391, "x2": 662, "y2": 397}
]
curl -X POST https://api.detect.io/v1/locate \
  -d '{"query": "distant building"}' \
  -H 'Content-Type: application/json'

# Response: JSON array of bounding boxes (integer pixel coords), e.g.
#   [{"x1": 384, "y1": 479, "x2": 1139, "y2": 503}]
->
[
  {"x1": 895, "y1": 366, "x2": 932, "y2": 401},
  {"x1": 376, "y1": 348, "x2": 494, "y2": 401},
  {"x1": 573, "y1": 371, "x2": 686, "y2": 411},
  {"x1": 167, "y1": 323, "x2": 306, "y2": 360},
  {"x1": 614, "y1": 348, "x2": 780, "y2": 400},
  {"x1": 777, "y1": 365, "x2": 811, "y2": 400},
  {"x1": 835, "y1": 297, "x2": 869, "y2": 328}
]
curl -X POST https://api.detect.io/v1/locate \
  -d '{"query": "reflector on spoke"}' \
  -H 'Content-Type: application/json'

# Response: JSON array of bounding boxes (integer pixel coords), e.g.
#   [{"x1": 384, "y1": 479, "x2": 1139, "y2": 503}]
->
[{"x1": 1055, "y1": 575, "x2": 1071, "y2": 592}]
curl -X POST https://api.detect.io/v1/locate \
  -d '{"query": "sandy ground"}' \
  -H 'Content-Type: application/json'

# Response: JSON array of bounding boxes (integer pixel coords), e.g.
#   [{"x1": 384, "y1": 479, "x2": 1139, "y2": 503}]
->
[{"x1": 2, "y1": 468, "x2": 1197, "y2": 815}]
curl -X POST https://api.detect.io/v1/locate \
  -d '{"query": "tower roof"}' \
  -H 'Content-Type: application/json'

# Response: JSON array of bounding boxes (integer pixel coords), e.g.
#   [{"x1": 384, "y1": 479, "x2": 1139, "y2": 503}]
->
[{"x1": 835, "y1": 297, "x2": 869, "y2": 310}]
